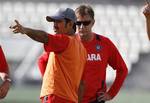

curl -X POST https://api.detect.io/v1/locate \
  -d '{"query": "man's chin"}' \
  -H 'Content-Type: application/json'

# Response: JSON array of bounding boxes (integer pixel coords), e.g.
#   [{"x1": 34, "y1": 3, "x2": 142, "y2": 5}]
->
[{"x1": 79, "y1": 33, "x2": 85, "y2": 36}]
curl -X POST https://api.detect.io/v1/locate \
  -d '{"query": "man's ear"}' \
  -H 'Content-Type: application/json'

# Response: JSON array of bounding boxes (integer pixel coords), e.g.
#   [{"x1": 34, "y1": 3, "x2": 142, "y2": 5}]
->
[
  {"x1": 67, "y1": 21, "x2": 74, "y2": 28},
  {"x1": 92, "y1": 19, "x2": 95, "y2": 25},
  {"x1": 69, "y1": 21, "x2": 74, "y2": 27}
]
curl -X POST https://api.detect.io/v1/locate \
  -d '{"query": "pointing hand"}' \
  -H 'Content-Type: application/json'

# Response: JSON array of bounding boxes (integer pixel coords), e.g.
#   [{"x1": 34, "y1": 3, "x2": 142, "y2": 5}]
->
[{"x1": 10, "y1": 20, "x2": 26, "y2": 34}]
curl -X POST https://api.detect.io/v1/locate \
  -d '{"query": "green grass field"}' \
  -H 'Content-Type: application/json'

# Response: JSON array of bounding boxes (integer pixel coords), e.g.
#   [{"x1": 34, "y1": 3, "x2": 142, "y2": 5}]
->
[
  {"x1": 0, "y1": 86, "x2": 40, "y2": 103},
  {"x1": 1, "y1": 86, "x2": 150, "y2": 103}
]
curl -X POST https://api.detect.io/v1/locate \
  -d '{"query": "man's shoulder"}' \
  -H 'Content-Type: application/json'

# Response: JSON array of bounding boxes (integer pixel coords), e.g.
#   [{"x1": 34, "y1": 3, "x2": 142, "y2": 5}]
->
[
  {"x1": 94, "y1": 33, "x2": 110, "y2": 42},
  {"x1": 94, "y1": 33, "x2": 116, "y2": 48}
]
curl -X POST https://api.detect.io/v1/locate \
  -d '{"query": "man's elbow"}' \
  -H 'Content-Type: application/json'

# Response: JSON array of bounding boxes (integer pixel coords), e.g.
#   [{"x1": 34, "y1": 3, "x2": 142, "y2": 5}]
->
[
  {"x1": 121, "y1": 66, "x2": 128, "y2": 78},
  {"x1": 118, "y1": 66, "x2": 128, "y2": 78},
  {"x1": 124, "y1": 67, "x2": 128, "y2": 77}
]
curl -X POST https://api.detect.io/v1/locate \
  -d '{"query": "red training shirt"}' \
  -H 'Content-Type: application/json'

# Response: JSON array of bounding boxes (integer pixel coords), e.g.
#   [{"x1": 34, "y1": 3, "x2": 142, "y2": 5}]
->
[{"x1": 81, "y1": 33, "x2": 128, "y2": 102}]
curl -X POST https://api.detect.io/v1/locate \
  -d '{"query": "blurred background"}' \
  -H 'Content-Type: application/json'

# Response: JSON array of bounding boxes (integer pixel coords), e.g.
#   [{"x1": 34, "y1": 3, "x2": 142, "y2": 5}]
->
[{"x1": 0, "y1": 0, "x2": 150, "y2": 103}]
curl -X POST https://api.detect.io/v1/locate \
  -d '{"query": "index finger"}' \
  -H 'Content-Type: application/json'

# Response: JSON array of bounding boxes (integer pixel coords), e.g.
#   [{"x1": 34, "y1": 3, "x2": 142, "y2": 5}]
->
[{"x1": 14, "y1": 20, "x2": 20, "y2": 25}]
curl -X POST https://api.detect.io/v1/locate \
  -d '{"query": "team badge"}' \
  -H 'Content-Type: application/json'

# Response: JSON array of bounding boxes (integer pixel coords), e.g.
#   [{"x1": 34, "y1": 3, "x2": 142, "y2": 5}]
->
[{"x1": 96, "y1": 44, "x2": 101, "y2": 51}]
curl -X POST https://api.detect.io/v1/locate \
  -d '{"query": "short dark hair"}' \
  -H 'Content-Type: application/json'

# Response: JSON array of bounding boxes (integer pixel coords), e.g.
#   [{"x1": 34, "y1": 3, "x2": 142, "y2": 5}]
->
[{"x1": 75, "y1": 5, "x2": 94, "y2": 19}]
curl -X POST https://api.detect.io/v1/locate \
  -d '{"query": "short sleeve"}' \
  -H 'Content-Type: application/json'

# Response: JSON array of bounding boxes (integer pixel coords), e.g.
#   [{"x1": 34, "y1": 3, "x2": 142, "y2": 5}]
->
[{"x1": 44, "y1": 34, "x2": 69, "y2": 53}]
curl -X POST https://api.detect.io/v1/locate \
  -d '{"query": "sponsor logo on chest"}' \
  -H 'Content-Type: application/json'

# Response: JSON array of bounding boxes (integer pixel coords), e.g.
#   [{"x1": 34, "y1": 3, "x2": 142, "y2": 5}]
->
[
  {"x1": 87, "y1": 44, "x2": 102, "y2": 61},
  {"x1": 87, "y1": 53, "x2": 101, "y2": 61}
]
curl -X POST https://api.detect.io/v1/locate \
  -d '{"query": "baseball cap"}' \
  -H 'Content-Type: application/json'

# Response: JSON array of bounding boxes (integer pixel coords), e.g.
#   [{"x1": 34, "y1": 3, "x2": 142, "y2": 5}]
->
[{"x1": 46, "y1": 8, "x2": 76, "y2": 23}]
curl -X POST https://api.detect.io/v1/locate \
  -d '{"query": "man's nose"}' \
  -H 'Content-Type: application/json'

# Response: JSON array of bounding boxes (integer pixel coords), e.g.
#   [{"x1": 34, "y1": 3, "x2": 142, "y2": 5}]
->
[{"x1": 79, "y1": 24, "x2": 84, "y2": 29}]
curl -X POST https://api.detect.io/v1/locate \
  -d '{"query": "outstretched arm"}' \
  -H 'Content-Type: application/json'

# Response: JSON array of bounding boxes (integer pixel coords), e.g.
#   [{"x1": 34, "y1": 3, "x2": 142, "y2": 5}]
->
[
  {"x1": 143, "y1": 0, "x2": 150, "y2": 40},
  {"x1": 10, "y1": 20, "x2": 49, "y2": 43}
]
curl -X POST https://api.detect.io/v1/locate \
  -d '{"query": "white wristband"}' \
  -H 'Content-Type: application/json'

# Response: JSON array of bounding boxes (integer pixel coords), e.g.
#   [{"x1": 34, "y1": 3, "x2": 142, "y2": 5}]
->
[{"x1": 5, "y1": 78, "x2": 12, "y2": 83}]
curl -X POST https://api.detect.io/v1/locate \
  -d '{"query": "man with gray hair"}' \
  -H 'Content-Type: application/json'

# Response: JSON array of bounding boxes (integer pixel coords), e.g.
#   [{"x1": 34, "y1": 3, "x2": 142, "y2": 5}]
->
[{"x1": 75, "y1": 5, "x2": 128, "y2": 103}]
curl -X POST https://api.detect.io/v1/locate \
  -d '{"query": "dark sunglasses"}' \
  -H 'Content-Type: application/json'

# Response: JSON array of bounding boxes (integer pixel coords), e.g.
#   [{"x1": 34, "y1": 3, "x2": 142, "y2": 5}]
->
[{"x1": 76, "y1": 20, "x2": 91, "y2": 26}]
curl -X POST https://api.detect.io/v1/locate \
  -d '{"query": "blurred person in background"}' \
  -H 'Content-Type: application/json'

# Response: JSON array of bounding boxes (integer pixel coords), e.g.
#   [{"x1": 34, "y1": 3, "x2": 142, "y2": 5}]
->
[
  {"x1": 10, "y1": 8, "x2": 87, "y2": 103},
  {"x1": 0, "y1": 45, "x2": 11, "y2": 99},
  {"x1": 38, "y1": 5, "x2": 128, "y2": 103},
  {"x1": 75, "y1": 5, "x2": 128, "y2": 103},
  {"x1": 143, "y1": 0, "x2": 150, "y2": 40}
]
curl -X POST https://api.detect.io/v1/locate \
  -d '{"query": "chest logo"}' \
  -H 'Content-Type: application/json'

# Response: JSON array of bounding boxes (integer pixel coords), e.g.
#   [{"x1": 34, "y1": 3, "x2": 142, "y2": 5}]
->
[
  {"x1": 87, "y1": 53, "x2": 101, "y2": 61},
  {"x1": 96, "y1": 44, "x2": 101, "y2": 52}
]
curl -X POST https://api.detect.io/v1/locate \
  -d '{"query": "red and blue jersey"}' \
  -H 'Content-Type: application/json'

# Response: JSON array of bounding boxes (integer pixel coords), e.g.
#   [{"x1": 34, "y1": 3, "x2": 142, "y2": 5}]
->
[{"x1": 81, "y1": 33, "x2": 128, "y2": 102}]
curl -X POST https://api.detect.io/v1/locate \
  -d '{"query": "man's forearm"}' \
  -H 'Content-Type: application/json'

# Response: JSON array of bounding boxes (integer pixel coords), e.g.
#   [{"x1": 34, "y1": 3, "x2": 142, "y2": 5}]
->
[{"x1": 24, "y1": 27, "x2": 49, "y2": 44}]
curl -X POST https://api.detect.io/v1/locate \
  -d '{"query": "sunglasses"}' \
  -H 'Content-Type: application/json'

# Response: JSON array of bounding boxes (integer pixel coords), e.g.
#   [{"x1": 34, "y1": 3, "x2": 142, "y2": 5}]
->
[{"x1": 76, "y1": 20, "x2": 91, "y2": 26}]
